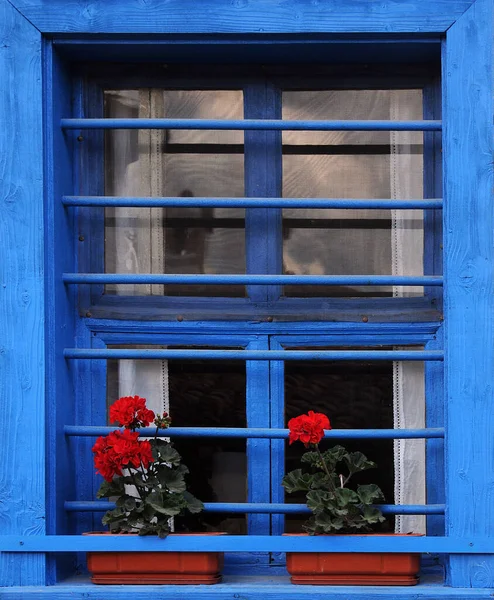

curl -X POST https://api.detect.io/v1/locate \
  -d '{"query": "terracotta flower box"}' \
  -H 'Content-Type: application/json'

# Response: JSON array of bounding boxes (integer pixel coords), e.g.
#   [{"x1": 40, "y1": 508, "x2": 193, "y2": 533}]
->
[
  {"x1": 285, "y1": 533, "x2": 421, "y2": 586},
  {"x1": 86, "y1": 532, "x2": 224, "y2": 585}
]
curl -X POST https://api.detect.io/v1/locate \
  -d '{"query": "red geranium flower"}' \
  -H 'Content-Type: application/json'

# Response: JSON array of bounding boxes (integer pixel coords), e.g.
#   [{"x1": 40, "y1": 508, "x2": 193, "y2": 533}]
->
[
  {"x1": 92, "y1": 429, "x2": 154, "y2": 481},
  {"x1": 288, "y1": 411, "x2": 331, "y2": 447},
  {"x1": 109, "y1": 395, "x2": 155, "y2": 429}
]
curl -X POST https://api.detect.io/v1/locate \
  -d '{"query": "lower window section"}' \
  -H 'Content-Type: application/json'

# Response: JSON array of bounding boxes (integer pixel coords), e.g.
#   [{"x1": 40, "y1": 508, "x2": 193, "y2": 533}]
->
[
  {"x1": 283, "y1": 357, "x2": 395, "y2": 533},
  {"x1": 107, "y1": 348, "x2": 247, "y2": 535}
]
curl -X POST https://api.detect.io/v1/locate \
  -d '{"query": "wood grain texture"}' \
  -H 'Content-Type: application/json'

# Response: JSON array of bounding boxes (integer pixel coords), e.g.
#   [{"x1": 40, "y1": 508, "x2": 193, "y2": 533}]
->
[
  {"x1": 442, "y1": 0, "x2": 494, "y2": 587},
  {"x1": 0, "y1": 0, "x2": 46, "y2": 586},
  {"x1": 3, "y1": 576, "x2": 494, "y2": 600},
  {"x1": 9, "y1": 0, "x2": 473, "y2": 34},
  {"x1": 246, "y1": 339, "x2": 270, "y2": 560}
]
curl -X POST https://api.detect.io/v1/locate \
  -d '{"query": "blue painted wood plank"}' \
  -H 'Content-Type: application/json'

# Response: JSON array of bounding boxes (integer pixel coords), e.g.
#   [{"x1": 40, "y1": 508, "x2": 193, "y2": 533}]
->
[
  {"x1": 246, "y1": 339, "x2": 271, "y2": 545},
  {"x1": 64, "y1": 348, "x2": 444, "y2": 361},
  {"x1": 64, "y1": 425, "x2": 445, "y2": 439},
  {"x1": 62, "y1": 118, "x2": 442, "y2": 131},
  {"x1": 442, "y1": 0, "x2": 494, "y2": 587},
  {"x1": 7, "y1": 0, "x2": 474, "y2": 34},
  {"x1": 43, "y1": 41, "x2": 81, "y2": 584},
  {"x1": 0, "y1": 534, "x2": 491, "y2": 553},
  {"x1": 3, "y1": 578, "x2": 494, "y2": 600},
  {"x1": 7, "y1": 0, "x2": 473, "y2": 34},
  {"x1": 269, "y1": 340, "x2": 285, "y2": 549},
  {"x1": 64, "y1": 196, "x2": 443, "y2": 209},
  {"x1": 0, "y1": 0, "x2": 46, "y2": 586},
  {"x1": 84, "y1": 294, "x2": 443, "y2": 323},
  {"x1": 425, "y1": 333, "x2": 445, "y2": 539},
  {"x1": 65, "y1": 501, "x2": 446, "y2": 516},
  {"x1": 91, "y1": 319, "x2": 441, "y2": 339},
  {"x1": 244, "y1": 82, "x2": 282, "y2": 302}
]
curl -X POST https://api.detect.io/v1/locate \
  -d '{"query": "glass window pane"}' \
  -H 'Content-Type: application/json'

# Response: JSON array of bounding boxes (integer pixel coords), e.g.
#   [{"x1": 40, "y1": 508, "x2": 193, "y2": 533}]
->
[
  {"x1": 104, "y1": 90, "x2": 245, "y2": 297},
  {"x1": 106, "y1": 346, "x2": 247, "y2": 534},
  {"x1": 282, "y1": 90, "x2": 426, "y2": 298},
  {"x1": 281, "y1": 348, "x2": 427, "y2": 534}
]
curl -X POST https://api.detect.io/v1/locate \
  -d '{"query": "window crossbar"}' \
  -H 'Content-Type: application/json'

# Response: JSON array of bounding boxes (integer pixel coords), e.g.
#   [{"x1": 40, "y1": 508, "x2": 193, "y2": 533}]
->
[
  {"x1": 63, "y1": 196, "x2": 442, "y2": 210},
  {"x1": 63, "y1": 274, "x2": 443, "y2": 286},
  {"x1": 65, "y1": 501, "x2": 445, "y2": 516},
  {"x1": 64, "y1": 425, "x2": 445, "y2": 439},
  {"x1": 63, "y1": 349, "x2": 444, "y2": 361},
  {"x1": 61, "y1": 118, "x2": 442, "y2": 131}
]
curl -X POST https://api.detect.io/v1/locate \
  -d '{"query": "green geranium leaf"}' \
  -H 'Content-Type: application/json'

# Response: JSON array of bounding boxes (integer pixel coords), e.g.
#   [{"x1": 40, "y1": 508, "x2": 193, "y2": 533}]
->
[
  {"x1": 344, "y1": 451, "x2": 376, "y2": 475},
  {"x1": 357, "y1": 483, "x2": 384, "y2": 505},
  {"x1": 361, "y1": 505, "x2": 386, "y2": 524},
  {"x1": 183, "y1": 491, "x2": 204, "y2": 514},
  {"x1": 152, "y1": 442, "x2": 182, "y2": 465},
  {"x1": 282, "y1": 469, "x2": 313, "y2": 493},
  {"x1": 156, "y1": 467, "x2": 187, "y2": 493},
  {"x1": 306, "y1": 489, "x2": 334, "y2": 514},
  {"x1": 334, "y1": 487, "x2": 360, "y2": 507}
]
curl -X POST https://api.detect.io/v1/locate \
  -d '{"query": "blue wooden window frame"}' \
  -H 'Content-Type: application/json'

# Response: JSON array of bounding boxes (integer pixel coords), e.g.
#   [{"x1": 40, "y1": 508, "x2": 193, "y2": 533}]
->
[{"x1": 1, "y1": 0, "x2": 493, "y2": 596}]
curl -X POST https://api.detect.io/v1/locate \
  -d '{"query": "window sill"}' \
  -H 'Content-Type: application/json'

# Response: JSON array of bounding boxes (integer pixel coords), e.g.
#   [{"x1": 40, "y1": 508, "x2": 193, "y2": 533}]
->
[{"x1": 4, "y1": 572, "x2": 494, "y2": 599}]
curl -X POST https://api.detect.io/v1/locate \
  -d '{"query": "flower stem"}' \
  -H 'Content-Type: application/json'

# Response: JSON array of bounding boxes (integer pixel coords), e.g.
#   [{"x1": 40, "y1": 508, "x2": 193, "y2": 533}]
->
[{"x1": 316, "y1": 446, "x2": 337, "y2": 493}]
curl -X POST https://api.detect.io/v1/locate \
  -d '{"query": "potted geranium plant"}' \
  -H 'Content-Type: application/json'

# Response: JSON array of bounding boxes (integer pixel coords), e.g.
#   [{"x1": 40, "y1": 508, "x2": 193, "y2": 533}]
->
[
  {"x1": 282, "y1": 411, "x2": 420, "y2": 586},
  {"x1": 87, "y1": 395, "x2": 224, "y2": 585}
]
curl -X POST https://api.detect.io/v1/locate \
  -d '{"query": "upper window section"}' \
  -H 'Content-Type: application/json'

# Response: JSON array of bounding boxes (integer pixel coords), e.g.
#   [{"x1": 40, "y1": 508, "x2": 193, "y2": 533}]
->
[
  {"x1": 82, "y1": 72, "x2": 441, "y2": 308},
  {"x1": 104, "y1": 89, "x2": 246, "y2": 297}
]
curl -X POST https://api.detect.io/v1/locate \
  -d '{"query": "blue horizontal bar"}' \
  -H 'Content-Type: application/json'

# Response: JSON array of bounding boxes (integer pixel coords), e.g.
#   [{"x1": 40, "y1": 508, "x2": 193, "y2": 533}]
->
[
  {"x1": 61, "y1": 118, "x2": 442, "y2": 131},
  {"x1": 63, "y1": 196, "x2": 443, "y2": 210},
  {"x1": 64, "y1": 425, "x2": 445, "y2": 439},
  {"x1": 64, "y1": 349, "x2": 444, "y2": 361},
  {"x1": 1, "y1": 535, "x2": 490, "y2": 554},
  {"x1": 63, "y1": 274, "x2": 443, "y2": 286},
  {"x1": 65, "y1": 501, "x2": 445, "y2": 516}
]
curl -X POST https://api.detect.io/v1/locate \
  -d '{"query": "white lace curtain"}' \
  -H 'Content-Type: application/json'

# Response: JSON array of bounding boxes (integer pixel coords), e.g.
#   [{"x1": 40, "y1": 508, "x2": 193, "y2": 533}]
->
[{"x1": 105, "y1": 88, "x2": 426, "y2": 534}]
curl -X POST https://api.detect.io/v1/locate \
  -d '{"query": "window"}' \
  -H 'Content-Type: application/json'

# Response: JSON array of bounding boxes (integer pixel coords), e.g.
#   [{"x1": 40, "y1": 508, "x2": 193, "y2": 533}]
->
[{"x1": 64, "y1": 63, "x2": 442, "y2": 576}]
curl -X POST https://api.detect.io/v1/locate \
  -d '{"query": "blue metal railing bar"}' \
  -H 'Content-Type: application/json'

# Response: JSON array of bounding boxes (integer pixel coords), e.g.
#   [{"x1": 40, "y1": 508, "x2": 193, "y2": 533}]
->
[
  {"x1": 64, "y1": 501, "x2": 445, "y2": 515},
  {"x1": 63, "y1": 273, "x2": 443, "y2": 286},
  {"x1": 63, "y1": 196, "x2": 443, "y2": 210},
  {"x1": 61, "y1": 118, "x2": 442, "y2": 131},
  {"x1": 63, "y1": 349, "x2": 444, "y2": 361},
  {"x1": 64, "y1": 425, "x2": 445, "y2": 439}
]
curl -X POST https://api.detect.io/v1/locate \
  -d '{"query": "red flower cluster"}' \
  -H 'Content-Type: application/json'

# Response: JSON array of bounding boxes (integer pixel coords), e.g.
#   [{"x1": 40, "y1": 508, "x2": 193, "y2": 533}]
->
[
  {"x1": 288, "y1": 411, "x2": 331, "y2": 447},
  {"x1": 93, "y1": 429, "x2": 154, "y2": 482},
  {"x1": 109, "y1": 395, "x2": 155, "y2": 429}
]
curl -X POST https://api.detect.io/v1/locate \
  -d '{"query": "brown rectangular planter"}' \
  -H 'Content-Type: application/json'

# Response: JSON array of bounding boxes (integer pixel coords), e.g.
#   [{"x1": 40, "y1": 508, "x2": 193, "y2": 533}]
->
[
  {"x1": 285, "y1": 533, "x2": 421, "y2": 586},
  {"x1": 85, "y1": 532, "x2": 224, "y2": 584}
]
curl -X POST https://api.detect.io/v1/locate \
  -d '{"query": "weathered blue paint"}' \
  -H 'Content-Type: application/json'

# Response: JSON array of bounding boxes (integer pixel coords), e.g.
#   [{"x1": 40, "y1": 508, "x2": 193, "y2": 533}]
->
[
  {"x1": 85, "y1": 295, "x2": 442, "y2": 323},
  {"x1": 1, "y1": 579, "x2": 494, "y2": 600},
  {"x1": 3, "y1": 0, "x2": 494, "y2": 594},
  {"x1": 6, "y1": 0, "x2": 474, "y2": 34},
  {"x1": 62, "y1": 118, "x2": 442, "y2": 131},
  {"x1": 0, "y1": 534, "x2": 492, "y2": 553},
  {"x1": 64, "y1": 425, "x2": 445, "y2": 439},
  {"x1": 0, "y1": 0, "x2": 46, "y2": 587},
  {"x1": 244, "y1": 82, "x2": 282, "y2": 302},
  {"x1": 246, "y1": 339, "x2": 271, "y2": 541},
  {"x1": 65, "y1": 501, "x2": 446, "y2": 515},
  {"x1": 442, "y1": 0, "x2": 494, "y2": 587},
  {"x1": 64, "y1": 196, "x2": 443, "y2": 209}
]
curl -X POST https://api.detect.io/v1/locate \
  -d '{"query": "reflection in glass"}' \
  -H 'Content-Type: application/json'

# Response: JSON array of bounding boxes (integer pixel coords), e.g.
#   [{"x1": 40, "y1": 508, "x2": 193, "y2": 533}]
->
[
  {"x1": 104, "y1": 89, "x2": 245, "y2": 297},
  {"x1": 282, "y1": 90, "x2": 425, "y2": 297}
]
